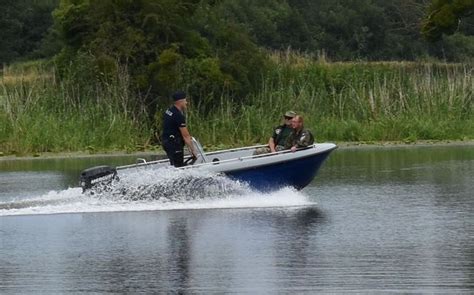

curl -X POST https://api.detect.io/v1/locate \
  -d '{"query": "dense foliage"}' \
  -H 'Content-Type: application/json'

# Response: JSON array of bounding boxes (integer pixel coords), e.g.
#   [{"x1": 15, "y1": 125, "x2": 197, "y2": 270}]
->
[
  {"x1": 2, "y1": 0, "x2": 473, "y2": 64},
  {"x1": 1, "y1": 59, "x2": 472, "y2": 154},
  {"x1": 0, "y1": 0, "x2": 59, "y2": 63},
  {"x1": 1, "y1": 0, "x2": 473, "y2": 154},
  {"x1": 422, "y1": 0, "x2": 474, "y2": 41},
  {"x1": 48, "y1": 0, "x2": 268, "y2": 111}
]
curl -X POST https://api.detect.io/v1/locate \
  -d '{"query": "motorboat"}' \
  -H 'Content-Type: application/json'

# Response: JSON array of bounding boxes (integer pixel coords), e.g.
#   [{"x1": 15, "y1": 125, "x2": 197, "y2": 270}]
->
[{"x1": 80, "y1": 138, "x2": 337, "y2": 192}]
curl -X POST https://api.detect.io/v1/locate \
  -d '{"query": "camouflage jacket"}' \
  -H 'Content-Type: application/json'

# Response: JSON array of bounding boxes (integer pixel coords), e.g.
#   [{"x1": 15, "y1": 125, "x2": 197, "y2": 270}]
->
[
  {"x1": 285, "y1": 129, "x2": 314, "y2": 149},
  {"x1": 272, "y1": 124, "x2": 293, "y2": 147}
]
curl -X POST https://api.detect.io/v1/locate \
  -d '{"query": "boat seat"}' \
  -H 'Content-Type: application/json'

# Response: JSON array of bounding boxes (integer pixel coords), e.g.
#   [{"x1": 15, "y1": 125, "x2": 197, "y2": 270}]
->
[{"x1": 191, "y1": 137, "x2": 208, "y2": 164}]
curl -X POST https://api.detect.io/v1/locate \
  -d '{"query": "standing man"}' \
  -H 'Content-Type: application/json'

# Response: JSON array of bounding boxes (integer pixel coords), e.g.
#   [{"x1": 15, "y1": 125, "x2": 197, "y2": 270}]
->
[
  {"x1": 161, "y1": 91, "x2": 197, "y2": 167},
  {"x1": 286, "y1": 115, "x2": 314, "y2": 152}
]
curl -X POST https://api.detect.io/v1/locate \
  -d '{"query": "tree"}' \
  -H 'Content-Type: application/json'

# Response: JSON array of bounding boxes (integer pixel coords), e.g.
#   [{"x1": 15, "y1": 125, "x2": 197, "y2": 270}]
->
[
  {"x1": 422, "y1": 0, "x2": 474, "y2": 41},
  {"x1": 0, "y1": 1, "x2": 25, "y2": 63},
  {"x1": 52, "y1": 0, "x2": 267, "y2": 111},
  {"x1": 375, "y1": 0, "x2": 431, "y2": 60},
  {"x1": 0, "y1": 0, "x2": 58, "y2": 64}
]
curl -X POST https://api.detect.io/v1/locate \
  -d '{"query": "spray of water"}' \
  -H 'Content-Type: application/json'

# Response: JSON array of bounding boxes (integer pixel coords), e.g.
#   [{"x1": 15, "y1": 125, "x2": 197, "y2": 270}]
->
[
  {"x1": 0, "y1": 168, "x2": 314, "y2": 216},
  {"x1": 88, "y1": 167, "x2": 252, "y2": 202}
]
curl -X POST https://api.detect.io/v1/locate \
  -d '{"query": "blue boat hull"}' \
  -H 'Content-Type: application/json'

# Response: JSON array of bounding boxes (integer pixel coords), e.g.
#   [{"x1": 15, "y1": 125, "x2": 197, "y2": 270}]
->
[
  {"x1": 79, "y1": 140, "x2": 337, "y2": 193},
  {"x1": 224, "y1": 149, "x2": 333, "y2": 191}
]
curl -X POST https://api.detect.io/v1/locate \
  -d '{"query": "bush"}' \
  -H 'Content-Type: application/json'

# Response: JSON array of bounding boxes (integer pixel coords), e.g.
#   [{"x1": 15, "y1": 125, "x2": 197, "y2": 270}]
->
[{"x1": 52, "y1": 0, "x2": 269, "y2": 114}]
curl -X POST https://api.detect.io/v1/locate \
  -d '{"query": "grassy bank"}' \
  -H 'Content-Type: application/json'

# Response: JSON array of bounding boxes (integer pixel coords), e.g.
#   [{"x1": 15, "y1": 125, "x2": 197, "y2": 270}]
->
[
  {"x1": 1, "y1": 60, "x2": 150, "y2": 155},
  {"x1": 1, "y1": 55, "x2": 473, "y2": 155},
  {"x1": 190, "y1": 53, "x2": 473, "y2": 146}
]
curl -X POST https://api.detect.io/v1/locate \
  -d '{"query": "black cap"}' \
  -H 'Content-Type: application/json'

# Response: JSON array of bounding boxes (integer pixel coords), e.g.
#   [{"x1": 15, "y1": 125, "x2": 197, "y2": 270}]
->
[{"x1": 172, "y1": 91, "x2": 186, "y2": 101}]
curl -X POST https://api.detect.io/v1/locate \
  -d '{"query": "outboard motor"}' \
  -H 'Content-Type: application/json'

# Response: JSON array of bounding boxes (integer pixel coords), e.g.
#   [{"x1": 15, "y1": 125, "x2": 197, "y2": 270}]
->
[{"x1": 79, "y1": 165, "x2": 117, "y2": 192}]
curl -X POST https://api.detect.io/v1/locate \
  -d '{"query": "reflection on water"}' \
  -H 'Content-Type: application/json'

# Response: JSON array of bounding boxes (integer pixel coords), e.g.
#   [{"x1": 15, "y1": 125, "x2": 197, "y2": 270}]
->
[
  {"x1": 1, "y1": 145, "x2": 474, "y2": 292},
  {"x1": 0, "y1": 208, "x2": 325, "y2": 293}
]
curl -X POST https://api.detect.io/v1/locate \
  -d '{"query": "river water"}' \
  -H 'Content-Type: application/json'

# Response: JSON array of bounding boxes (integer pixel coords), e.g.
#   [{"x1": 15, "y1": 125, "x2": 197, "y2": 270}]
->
[{"x1": 1, "y1": 145, "x2": 473, "y2": 293}]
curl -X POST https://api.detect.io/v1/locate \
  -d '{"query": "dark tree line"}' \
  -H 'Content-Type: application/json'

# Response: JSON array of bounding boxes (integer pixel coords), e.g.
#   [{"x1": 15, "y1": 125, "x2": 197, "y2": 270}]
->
[
  {"x1": 1, "y1": 0, "x2": 473, "y2": 65},
  {"x1": 1, "y1": 0, "x2": 472, "y2": 111},
  {"x1": 0, "y1": 0, "x2": 59, "y2": 64},
  {"x1": 215, "y1": 0, "x2": 473, "y2": 61},
  {"x1": 422, "y1": 0, "x2": 474, "y2": 41}
]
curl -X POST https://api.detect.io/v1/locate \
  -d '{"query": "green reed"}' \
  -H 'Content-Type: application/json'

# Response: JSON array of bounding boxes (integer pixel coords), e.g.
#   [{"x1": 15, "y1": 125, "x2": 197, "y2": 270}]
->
[
  {"x1": 190, "y1": 55, "x2": 473, "y2": 146},
  {"x1": 0, "y1": 62, "x2": 149, "y2": 154},
  {"x1": 1, "y1": 54, "x2": 473, "y2": 155}
]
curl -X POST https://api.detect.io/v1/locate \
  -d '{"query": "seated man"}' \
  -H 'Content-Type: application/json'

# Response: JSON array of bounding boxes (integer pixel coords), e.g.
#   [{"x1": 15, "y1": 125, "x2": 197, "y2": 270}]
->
[
  {"x1": 285, "y1": 115, "x2": 314, "y2": 152},
  {"x1": 254, "y1": 111, "x2": 296, "y2": 155}
]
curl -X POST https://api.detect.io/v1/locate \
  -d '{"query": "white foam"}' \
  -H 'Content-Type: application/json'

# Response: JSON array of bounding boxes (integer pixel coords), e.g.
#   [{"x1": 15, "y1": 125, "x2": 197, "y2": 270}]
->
[{"x1": 0, "y1": 168, "x2": 314, "y2": 216}]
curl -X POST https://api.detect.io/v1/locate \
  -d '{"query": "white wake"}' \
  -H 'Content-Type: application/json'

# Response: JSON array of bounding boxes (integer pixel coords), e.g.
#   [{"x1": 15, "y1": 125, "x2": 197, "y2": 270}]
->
[{"x1": 0, "y1": 167, "x2": 313, "y2": 216}]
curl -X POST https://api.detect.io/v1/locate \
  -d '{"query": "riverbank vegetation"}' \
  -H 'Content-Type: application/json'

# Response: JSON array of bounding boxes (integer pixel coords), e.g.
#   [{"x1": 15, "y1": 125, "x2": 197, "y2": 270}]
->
[
  {"x1": 1, "y1": 0, "x2": 473, "y2": 155},
  {"x1": 191, "y1": 54, "x2": 473, "y2": 146},
  {"x1": 1, "y1": 56, "x2": 472, "y2": 154}
]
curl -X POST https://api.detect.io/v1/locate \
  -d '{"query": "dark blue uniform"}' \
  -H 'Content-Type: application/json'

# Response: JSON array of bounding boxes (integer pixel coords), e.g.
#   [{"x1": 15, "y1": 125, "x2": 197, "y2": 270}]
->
[{"x1": 161, "y1": 105, "x2": 186, "y2": 167}]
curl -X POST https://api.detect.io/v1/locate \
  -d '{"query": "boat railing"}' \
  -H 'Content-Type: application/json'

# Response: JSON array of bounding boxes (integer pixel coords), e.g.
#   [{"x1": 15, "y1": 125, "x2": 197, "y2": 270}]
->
[
  {"x1": 204, "y1": 144, "x2": 268, "y2": 155},
  {"x1": 116, "y1": 158, "x2": 170, "y2": 170},
  {"x1": 180, "y1": 144, "x2": 322, "y2": 169},
  {"x1": 191, "y1": 137, "x2": 208, "y2": 163},
  {"x1": 116, "y1": 143, "x2": 331, "y2": 171},
  {"x1": 115, "y1": 138, "x2": 221, "y2": 170}
]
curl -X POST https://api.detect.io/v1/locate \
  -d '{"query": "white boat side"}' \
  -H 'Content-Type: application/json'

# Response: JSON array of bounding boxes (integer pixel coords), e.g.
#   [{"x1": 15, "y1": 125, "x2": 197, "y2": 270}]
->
[{"x1": 116, "y1": 143, "x2": 337, "y2": 173}]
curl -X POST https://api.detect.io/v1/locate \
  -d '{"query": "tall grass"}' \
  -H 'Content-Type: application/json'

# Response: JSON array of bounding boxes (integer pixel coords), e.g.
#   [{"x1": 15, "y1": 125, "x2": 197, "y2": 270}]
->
[
  {"x1": 190, "y1": 53, "x2": 473, "y2": 146},
  {"x1": 1, "y1": 61, "x2": 150, "y2": 154},
  {"x1": 1, "y1": 53, "x2": 473, "y2": 155}
]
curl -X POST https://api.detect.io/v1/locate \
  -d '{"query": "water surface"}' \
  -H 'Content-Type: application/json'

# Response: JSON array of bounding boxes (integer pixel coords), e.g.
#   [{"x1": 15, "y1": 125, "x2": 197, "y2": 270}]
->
[{"x1": 1, "y1": 145, "x2": 473, "y2": 293}]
